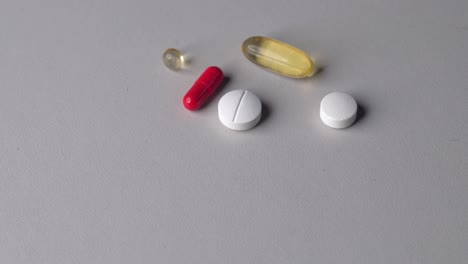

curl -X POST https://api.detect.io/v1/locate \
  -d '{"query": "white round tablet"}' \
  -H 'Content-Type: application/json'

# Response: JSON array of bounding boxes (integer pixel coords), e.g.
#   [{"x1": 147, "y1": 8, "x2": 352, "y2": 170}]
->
[
  {"x1": 320, "y1": 92, "x2": 357, "y2": 129},
  {"x1": 218, "y1": 90, "x2": 262, "y2": 131}
]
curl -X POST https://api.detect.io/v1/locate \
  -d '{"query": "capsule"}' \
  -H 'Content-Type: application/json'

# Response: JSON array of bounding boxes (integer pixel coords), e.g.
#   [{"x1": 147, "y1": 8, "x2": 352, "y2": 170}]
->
[
  {"x1": 163, "y1": 48, "x2": 184, "y2": 71},
  {"x1": 242, "y1": 36, "x2": 315, "y2": 78},
  {"x1": 183, "y1": 66, "x2": 224, "y2": 111}
]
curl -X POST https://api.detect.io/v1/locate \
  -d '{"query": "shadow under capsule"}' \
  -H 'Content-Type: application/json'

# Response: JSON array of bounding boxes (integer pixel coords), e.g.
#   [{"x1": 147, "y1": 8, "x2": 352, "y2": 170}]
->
[{"x1": 180, "y1": 53, "x2": 193, "y2": 69}]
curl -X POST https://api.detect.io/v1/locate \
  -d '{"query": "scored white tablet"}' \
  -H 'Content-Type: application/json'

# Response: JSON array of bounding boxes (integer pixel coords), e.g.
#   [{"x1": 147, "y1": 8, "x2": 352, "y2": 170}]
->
[{"x1": 218, "y1": 90, "x2": 262, "y2": 131}]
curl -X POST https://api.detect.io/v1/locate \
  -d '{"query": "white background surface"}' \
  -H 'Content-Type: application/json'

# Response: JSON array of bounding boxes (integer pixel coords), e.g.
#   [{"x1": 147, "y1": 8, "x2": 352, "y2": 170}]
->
[{"x1": 1, "y1": 0, "x2": 467, "y2": 263}]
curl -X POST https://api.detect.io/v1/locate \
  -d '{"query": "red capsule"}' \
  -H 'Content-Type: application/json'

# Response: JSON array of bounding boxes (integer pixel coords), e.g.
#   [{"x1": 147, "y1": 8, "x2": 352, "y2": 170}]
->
[{"x1": 183, "y1": 66, "x2": 224, "y2": 111}]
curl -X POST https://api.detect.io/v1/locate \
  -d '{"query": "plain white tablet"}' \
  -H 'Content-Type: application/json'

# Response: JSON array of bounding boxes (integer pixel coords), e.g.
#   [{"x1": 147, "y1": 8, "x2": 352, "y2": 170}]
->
[
  {"x1": 218, "y1": 90, "x2": 262, "y2": 131},
  {"x1": 320, "y1": 92, "x2": 357, "y2": 129}
]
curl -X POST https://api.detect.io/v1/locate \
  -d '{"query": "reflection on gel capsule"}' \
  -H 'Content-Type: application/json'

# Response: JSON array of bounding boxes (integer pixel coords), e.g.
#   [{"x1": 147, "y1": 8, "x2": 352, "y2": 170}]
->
[{"x1": 242, "y1": 36, "x2": 315, "y2": 78}]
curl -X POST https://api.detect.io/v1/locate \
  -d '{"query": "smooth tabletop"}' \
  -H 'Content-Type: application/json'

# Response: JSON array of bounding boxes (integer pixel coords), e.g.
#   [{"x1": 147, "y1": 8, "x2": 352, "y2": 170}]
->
[{"x1": 1, "y1": 0, "x2": 467, "y2": 263}]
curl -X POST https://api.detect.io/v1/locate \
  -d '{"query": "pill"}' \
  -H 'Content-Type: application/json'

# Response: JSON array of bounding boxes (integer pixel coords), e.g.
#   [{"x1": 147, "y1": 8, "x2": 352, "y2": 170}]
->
[
  {"x1": 320, "y1": 92, "x2": 357, "y2": 129},
  {"x1": 183, "y1": 66, "x2": 224, "y2": 111},
  {"x1": 218, "y1": 90, "x2": 262, "y2": 131},
  {"x1": 242, "y1": 36, "x2": 315, "y2": 78},
  {"x1": 162, "y1": 48, "x2": 184, "y2": 71}
]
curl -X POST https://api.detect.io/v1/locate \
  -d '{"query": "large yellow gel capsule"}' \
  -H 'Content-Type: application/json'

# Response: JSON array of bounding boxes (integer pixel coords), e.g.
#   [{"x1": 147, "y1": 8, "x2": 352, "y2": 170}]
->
[{"x1": 242, "y1": 36, "x2": 315, "y2": 78}]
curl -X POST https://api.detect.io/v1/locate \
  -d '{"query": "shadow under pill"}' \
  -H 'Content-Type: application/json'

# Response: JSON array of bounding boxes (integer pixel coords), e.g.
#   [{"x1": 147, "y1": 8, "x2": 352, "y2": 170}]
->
[
  {"x1": 258, "y1": 101, "x2": 271, "y2": 126},
  {"x1": 354, "y1": 104, "x2": 367, "y2": 125}
]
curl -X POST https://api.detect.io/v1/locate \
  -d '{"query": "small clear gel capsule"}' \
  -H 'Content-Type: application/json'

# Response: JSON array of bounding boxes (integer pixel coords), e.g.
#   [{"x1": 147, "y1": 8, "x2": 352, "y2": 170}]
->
[
  {"x1": 242, "y1": 36, "x2": 315, "y2": 78},
  {"x1": 162, "y1": 48, "x2": 183, "y2": 71}
]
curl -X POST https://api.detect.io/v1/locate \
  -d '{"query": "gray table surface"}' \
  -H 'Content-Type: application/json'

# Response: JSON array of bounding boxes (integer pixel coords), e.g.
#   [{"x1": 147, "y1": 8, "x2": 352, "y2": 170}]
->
[{"x1": 1, "y1": 0, "x2": 467, "y2": 263}]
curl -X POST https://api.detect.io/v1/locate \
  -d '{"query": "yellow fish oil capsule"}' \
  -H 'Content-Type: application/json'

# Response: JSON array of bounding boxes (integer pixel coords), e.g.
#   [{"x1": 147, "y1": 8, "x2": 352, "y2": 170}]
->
[{"x1": 242, "y1": 36, "x2": 315, "y2": 78}]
